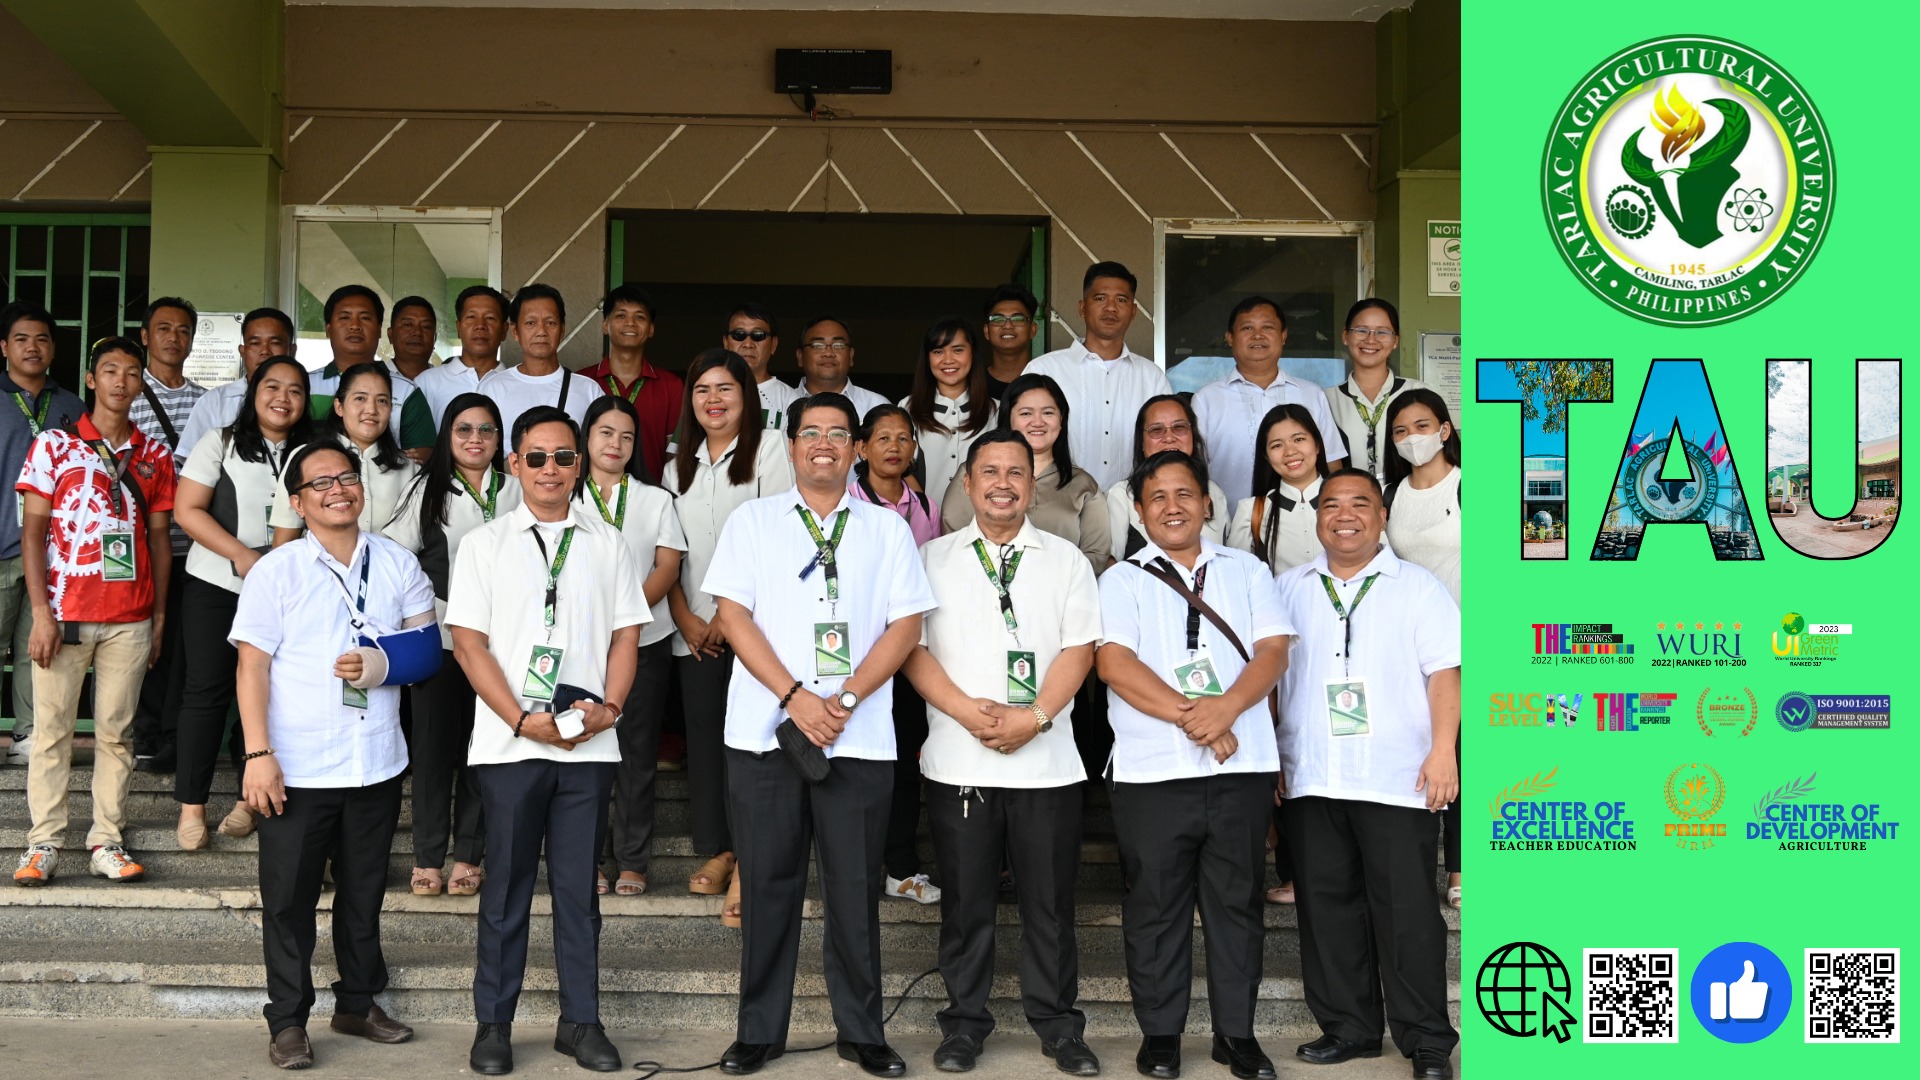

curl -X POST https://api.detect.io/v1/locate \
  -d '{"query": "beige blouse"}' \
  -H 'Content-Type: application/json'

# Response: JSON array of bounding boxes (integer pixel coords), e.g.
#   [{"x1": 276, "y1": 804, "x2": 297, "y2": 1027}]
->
[{"x1": 940, "y1": 461, "x2": 1112, "y2": 573}]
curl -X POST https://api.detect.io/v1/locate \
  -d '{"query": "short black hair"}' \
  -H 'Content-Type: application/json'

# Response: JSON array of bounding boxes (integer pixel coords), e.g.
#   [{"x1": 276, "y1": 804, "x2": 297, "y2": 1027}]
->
[
  {"x1": 964, "y1": 427, "x2": 1035, "y2": 473},
  {"x1": 601, "y1": 283, "x2": 655, "y2": 319},
  {"x1": 89, "y1": 336, "x2": 146, "y2": 370},
  {"x1": 726, "y1": 301, "x2": 776, "y2": 330},
  {"x1": 1083, "y1": 261, "x2": 1137, "y2": 295},
  {"x1": 455, "y1": 285, "x2": 508, "y2": 321},
  {"x1": 144, "y1": 296, "x2": 197, "y2": 330},
  {"x1": 324, "y1": 284, "x2": 385, "y2": 325},
  {"x1": 786, "y1": 392, "x2": 859, "y2": 439},
  {"x1": 982, "y1": 283, "x2": 1038, "y2": 318},
  {"x1": 510, "y1": 283, "x2": 566, "y2": 325},
  {"x1": 1322, "y1": 466, "x2": 1385, "y2": 500},
  {"x1": 511, "y1": 403, "x2": 579, "y2": 453},
  {"x1": 1127, "y1": 449, "x2": 1211, "y2": 506},
  {"x1": 242, "y1": 306, "x2": 295, "y2": 340},
  {"x1": 1226, "y1": 295, "x2": 1285, "y2": 332},
  {"x1": 390, "y1": 295, "x2": 436, "y2": 326},
  {"x1": 286, "y1": 440, "x2": 362, "y2": 492},
  {"x1": 798, "y1": 314, "x2": 852, "y2": 344},
  {"x1": 0, "y1": 300, "x2": 55, "y2": 339}
]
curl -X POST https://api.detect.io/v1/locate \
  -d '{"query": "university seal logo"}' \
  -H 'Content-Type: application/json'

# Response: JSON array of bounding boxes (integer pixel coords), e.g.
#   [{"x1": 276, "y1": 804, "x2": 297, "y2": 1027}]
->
[{"x1": 1542, "y1": 35, "x2": 1832, "y2": 326}]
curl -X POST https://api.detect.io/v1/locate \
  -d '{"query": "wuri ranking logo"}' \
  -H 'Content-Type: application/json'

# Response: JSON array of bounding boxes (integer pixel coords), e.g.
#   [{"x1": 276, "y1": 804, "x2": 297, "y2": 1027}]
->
[{"x1": 1542, "y1": 35, "x2": 1832, "y2": 325}]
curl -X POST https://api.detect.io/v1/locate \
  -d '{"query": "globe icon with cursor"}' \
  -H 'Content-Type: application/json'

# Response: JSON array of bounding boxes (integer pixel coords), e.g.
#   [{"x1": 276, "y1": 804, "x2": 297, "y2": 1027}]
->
[{"x1": 1476, "y1": 941, "x2": 1577, "y2": 1042}]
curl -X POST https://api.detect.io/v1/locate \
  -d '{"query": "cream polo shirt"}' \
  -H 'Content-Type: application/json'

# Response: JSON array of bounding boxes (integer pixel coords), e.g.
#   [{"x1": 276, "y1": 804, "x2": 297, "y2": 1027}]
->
[
  {"x1": 1024, "y1": 341, "x2": 1171, "y2": 490},
  {"x1": 667, "y1": 432, "x2": 795, "y2": 656},
  {"x1": 575, "y1": 476, "x2": 688, "y2": 648}
]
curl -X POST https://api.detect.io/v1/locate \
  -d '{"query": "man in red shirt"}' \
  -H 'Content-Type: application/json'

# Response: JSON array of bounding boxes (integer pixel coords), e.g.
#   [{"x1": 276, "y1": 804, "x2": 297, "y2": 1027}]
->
[
  {"x1": 13, "y1": 337, "x2": 176, "y2": 886},
  {"x1": 578, "y1": 284, "x2": 682, "y2": 482}
]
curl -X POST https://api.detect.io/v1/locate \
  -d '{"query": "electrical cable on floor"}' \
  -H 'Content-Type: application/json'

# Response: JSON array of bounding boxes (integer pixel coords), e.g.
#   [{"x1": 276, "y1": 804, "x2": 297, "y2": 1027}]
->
[{"x1": 629, "y1": 966, "x2": 944, "y2": 1079}]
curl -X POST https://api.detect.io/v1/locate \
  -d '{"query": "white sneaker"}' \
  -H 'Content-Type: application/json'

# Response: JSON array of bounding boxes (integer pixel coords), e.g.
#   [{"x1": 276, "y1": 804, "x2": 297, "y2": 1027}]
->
[
  {"x1": 90, "y1": 845, "x2": 145, "y2": 882},
  {"x1": 886, "y1": 873, "x2": 941, "y2": 904},
  {"x1": 13, "y1": 844, "x2": 58, "y2": 886},
  {"x1": 5, "y1": 737, "x2": 32, "y2": 766}
]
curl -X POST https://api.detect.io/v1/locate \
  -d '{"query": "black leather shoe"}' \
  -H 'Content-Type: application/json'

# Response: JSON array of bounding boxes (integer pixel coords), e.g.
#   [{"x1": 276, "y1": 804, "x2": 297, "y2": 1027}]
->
[
  {"x1": 470, "y1": 1022, "x2": 513, "y2": 1075},
  {"x1": 554, "y1": 1021, "x2": 622, "y2": 1072},
  {"x1": 720, "y1": 1041, "x2": 783, "y2": 1075},
  {"x1": 135, "y1": 746, "x2": 176, "y2": 773},
  {"x1": 1210, "y1": 1035, "x2": 1274, "y2": 1080},
  {"x1": 330, "y1": 1004, "x2": 413, "y2": 1044},
  {"x1": 934, "y1": 1033, "x2": 982, "y2": 1072},
  {"x1": 1295, "y1": 1034, "x2": 1381, "y2": 1065},
  {"x1": 1044, "y1": 1036, "x2": 1101, "y2": 1076},
  {"x1": 1410, "y1": 1047, "x2": 1455, "y2": 1079},
  {"x1": 837, "y1": 1040, "x2": 907, "y2": 1077},
  {"x1": 1135, "y1": 1035, "x2": 1180, "y2": 1079}
]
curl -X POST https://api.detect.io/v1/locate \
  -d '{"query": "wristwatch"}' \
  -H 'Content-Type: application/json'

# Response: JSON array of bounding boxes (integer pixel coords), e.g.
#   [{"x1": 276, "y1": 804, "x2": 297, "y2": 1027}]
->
[
  {"x1": 836, "y1": 689, "x2": 861, "y2": 711},
  {"x1": 1029, "y1": 704, "x2": 1053, "y2": 734}
]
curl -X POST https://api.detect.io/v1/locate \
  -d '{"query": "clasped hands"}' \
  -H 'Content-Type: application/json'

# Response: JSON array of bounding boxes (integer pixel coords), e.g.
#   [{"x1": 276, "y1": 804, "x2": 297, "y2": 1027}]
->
[{"x1": 1168, "y1": 695, "x2": 1240, "y2": 764}]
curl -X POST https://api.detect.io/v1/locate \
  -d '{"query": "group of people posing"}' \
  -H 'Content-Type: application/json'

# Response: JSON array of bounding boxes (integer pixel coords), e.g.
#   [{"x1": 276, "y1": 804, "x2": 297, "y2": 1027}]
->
[{"x1": 0, "y1": 257, "x2": 1461, "y2": 1080}]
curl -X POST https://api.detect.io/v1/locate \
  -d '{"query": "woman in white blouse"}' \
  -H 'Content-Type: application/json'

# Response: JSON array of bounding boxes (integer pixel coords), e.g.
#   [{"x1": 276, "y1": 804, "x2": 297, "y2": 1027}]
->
[
  {"x1": 1105, "y1": 394, "x2": 1227, "y2": 561},
  {"x1": 1324, "y1": 298, "x2": 1429, "y2": 479},
  {"x1": 269, "y1": 362, "x2": 418, "y2": 543},
  {"x1": 900, "y1": 317, "x2": 995, "y2": 508},
  {"x1": 665, "y1": 348, "x2": 794, "y2": 926},
  {"x1": 577, "y1": 395, "x2": 687, "y2": 898},
  {"x1": 1228, "y1": 404, "x2": 1333, "y2": 575}
]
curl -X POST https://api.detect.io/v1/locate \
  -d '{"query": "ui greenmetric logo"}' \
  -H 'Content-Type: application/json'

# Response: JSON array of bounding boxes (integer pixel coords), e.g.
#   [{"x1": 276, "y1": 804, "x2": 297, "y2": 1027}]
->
[{"x1": 1542, "y1": 35, "x2": 1832, "y2": 325}]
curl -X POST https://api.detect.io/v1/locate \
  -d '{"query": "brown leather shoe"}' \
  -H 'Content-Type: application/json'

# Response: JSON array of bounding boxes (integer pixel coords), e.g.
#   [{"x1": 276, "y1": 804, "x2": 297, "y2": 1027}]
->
[
  {"x1": 268, "y1": 1026, "x2": 313, "y2": 1069},
  {"x1": 330, "y1": 1003, "x2": 414, "y2": 1044}
]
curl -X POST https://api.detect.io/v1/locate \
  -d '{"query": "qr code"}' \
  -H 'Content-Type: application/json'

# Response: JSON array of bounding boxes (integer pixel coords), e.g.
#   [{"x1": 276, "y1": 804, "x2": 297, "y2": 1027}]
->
[
  {"x1": 1583, "y1": 948, "x2": 1677, "y2": 1042},
  {"x1": 1806, "y1": 949, "x2": 1900, "y2": 1043}
]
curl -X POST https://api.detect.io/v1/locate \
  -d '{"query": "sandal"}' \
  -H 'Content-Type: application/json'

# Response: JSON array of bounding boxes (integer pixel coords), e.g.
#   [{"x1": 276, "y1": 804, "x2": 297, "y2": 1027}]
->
[
  {"x1": 720, "y1": 870, "x2": 742, "y2": 928},
  {"x1": 615, "y1": 872, "x2": 647, "y2": 897},
  {"x1": 1265, "y1": 883, "x2": 1296, "y2": 905},
  {"x1": 411, "y1": 867, "x2": 444, "y2": 897},
  {"x1": 596, "y1": 871, "x2": 610, "y2": 896},
  {"x1": 447, "y1": 863, "x2": 484, "y2": 896},
  {"x1": 689, "y1": 853, "x2": 735, "y2": 895}
]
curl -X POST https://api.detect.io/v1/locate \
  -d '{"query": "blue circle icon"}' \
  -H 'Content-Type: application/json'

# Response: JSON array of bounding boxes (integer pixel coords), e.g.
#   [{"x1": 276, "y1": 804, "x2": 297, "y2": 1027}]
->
[
  {"x1": 1690, "y1": 942, "x2": 1792, "y2": 1043},
  {"x1": 1776, "y1": 691, "x2": 1815, "y2": 732}
]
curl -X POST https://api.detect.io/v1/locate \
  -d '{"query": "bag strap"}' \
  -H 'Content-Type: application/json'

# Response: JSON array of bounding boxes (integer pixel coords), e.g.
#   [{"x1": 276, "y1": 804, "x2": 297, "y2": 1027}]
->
[
  {"x1": 139, "y1": 381, "x2": 180, "y2": 448},
  {"x1": 61, "y1": 422, "x2": 151, "y2": 522},
  {"x1": 1250, "y1": 496, "x2": 1266, "y2": 547},
  {"x1": 557, "y1": 366, "x2": 573, "y2": 411},
  {"x1": 1135, "y1": 559, "x2": 1279, "y2": 726}
]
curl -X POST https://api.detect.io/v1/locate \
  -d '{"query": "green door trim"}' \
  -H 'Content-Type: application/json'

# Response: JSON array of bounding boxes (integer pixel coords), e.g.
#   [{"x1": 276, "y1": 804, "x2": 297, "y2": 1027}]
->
[{"x1": 0, "y1": 212, "x2": 151, "y2": 228}]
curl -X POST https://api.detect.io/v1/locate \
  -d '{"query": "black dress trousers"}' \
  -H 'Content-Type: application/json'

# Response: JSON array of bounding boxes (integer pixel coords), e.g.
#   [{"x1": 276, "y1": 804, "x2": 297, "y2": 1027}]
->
[
  {"x1": 677, "y1": 650, "x2": 735, "y2": 855},
  {"x1": 607, "y1": 637, "x2": 674, "y2": 873},
  {"x1": 409, "y1": 650, "x2": 485, "y2": 869}
]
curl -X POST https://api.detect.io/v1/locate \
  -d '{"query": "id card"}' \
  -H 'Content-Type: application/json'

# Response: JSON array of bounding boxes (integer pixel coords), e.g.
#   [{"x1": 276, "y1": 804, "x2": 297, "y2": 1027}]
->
[
  {"x1": 1173, "y1": 649, "x2": 1225, "y2": 698},
  {"x1": 1324, "y1": 678, "x2": 1371, "y2": 737},
  {"x1": 1007, "y1": 650, "x2": 1037, "y2": 705},
  {"x1": 522, "y1": 644, "x2": 565, "y2": 701},
  {"x1": 814, "y1": 621, "x2": 851, "y2": 677},
  {"x1": 101, "y1": 531, "x2": 137, "y2": 581},
  {"x1": 342, "y1": 679, "x2": 369, "y2": 710}
]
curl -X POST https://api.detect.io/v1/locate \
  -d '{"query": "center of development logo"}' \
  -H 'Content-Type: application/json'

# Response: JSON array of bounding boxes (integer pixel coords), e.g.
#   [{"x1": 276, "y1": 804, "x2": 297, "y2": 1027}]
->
[{"x1": 1542, "y1": 36, "x2": 1832, "y2": 325}]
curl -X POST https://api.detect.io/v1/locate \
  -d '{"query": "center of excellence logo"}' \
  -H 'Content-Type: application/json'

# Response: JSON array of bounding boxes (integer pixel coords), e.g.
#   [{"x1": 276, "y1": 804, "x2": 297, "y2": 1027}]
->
[
  {"x1": 1489, "y1": 767, "x2": 1638, "y2": 852},
  {"x1": 1541, "y1": 35, "x2": 1832, "y2": 325}
]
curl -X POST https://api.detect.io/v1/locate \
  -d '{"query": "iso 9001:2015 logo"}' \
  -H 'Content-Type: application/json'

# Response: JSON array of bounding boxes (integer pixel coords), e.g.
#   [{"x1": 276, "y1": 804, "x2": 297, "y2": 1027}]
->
[{"x1": 1541, "y1": 35, "x2": 1832, "y2": 325}]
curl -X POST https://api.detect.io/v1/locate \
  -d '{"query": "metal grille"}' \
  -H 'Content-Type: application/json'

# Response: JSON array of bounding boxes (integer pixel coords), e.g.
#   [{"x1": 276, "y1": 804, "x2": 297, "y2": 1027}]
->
[{"x1": 1, "y1": 214, "x2": 151, "y2": 388}]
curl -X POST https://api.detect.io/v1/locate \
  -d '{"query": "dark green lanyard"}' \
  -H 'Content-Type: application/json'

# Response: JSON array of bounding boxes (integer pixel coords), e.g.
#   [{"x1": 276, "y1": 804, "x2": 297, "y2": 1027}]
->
[
  {"x1": 971, "y1": 538, "x2": 1023, "y2": 636},
  {"x1": 1319, "y1": 572, "x2": 1380, "y2": 677},
  {"x1": 458, "y1": 470, "x2": 503, "y2": 521},
  {"x1": 531, "y1": 525, "x2": 577, "y2": 632},
  {"x1": 587, "y1": 475, "x2": 628, "y2": 528},
  {"x1": 605, "y1": 374, "x2": 644, "y2": 405},
  {"x1": 795, "y1": 506, "x2": 849, "y2": 607},
  {"x1": 12, "y1": 391, "x2": 51, "y2": 436}
]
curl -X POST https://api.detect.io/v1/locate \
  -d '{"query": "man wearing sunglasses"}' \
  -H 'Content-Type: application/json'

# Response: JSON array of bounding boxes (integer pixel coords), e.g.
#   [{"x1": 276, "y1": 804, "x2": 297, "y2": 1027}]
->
[
  {"x1": 788, "y1": 316, "x2": 888, "y2": 420},
  {"x1": 581, "y1": 284, "x2": 682, "y2": 480},
  {"x1": 981, "y1": 283, "x2": 1040, "y2": 402},
  {"x1": 724, "y1": 302, "x2": 798, "y2": 431},
  {"x1": 447, "y1": 405, "x2": 648, "y2": 1075}
]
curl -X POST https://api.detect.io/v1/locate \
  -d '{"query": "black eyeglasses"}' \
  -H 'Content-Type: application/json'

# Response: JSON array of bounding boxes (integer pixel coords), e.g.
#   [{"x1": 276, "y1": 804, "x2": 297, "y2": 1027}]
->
[
  {"x1": 296, "y1": 471, "x2": 362, "y2": 493},
  {"x1": 984, "y1": 313, "x2": 1033, "y2": 325},
  {"x1": 727, "y1": 328, "x2": 771, "y2": 343},
  {"x1": 520, "y1": 450, "x2": 580, "y2": 469}
]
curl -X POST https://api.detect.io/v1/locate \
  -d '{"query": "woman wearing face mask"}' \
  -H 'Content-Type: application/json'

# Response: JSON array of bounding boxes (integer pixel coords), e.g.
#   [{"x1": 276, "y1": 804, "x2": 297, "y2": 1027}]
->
[
  {"x1": 268, "y1": 362, "x2": 419, "y2": 543},
  {"x1": 1105, "y1": 394, "x2": 1227, "y2": 561},
  {"x1": 941, "y1": 373, "x2": 1110, "y2": 574},
  {"x1": 171, "y1": 357, "x2": 314, "y2": 850},
  {"x1": 1324, "y1": 298, "x2": 1429, "y2": 480},
  {"x1": 1228, "y1": 405, "x2": 1332, "y2": 575},
  {"x1": 902, "y1": 318, "x2": 995, "y2": 510},
  {"x1": 384, "y1": 394, "x2": 522, "y2": 897}
]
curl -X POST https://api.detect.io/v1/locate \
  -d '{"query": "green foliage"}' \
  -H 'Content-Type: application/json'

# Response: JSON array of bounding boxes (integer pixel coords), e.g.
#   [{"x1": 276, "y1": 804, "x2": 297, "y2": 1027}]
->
[{"x1": 1505, "y1": 361, "x2": 1613, "y2": 434}]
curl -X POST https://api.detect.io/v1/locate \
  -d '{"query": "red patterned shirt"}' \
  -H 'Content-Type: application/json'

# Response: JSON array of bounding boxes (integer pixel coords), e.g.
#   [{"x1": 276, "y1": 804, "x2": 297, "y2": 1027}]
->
[{"x1": 15, "y1": 414, "x2": 177, "y2": 623}]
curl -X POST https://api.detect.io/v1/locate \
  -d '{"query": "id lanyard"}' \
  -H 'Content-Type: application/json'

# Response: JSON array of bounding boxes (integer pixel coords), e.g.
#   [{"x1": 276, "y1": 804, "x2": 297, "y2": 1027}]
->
[
  {"x1": 530, "y1": 525, "x2": 577, "y2": 641},
  {"x1": 587, "y1": 475, "x2": 628, "y2": 528},
  {"x1": 86, "y1": 440, "x2": 134, "y2": 521},
  {"x1": 1153, "y1": 557, "x2": 1210, "y2": 652},
  {"x1": 323, "y1": 543, "x2": 373, "y2": 634},
  {"x1": 795, "y1": 506, "x2": 848, "y2": 615},
  {"x1": 970, "y1": 538, "x2": 1023, "y2": 642},
  {"x1": 1319, "y1": 572, "x2": 1380, "y2": 677},
  {"x1": 459, "y1": 469, "x2": 503, "y2": 521},
  {"x1": 11, "y1": 391, "x2": 51, "y2": 436},
  {"x1": 605, "y1": 373, "x2": 645, "y2": 404},
  {"x1": 1340, "y1": 378, "x2": 1403, "y2": 475}
]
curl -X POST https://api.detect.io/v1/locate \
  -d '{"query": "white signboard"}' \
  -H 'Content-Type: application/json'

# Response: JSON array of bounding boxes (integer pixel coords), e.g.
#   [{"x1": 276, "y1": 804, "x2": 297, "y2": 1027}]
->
[
  {"x1": 183, "y1": 312, "x2": 246, "y2": 388},
  {"x1": 1427, "y1": 220, "x2": 1461, "y2": 297},
  {"x1": 1420, "y1": 331, "x2": 1462, "y2": 417}
]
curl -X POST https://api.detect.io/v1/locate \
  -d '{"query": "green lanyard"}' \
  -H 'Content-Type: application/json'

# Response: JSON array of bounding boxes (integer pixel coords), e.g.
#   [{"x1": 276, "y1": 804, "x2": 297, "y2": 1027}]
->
[
  {"x1": 971, "y1": 538, "x2": 1023, "y2": 636},
  {"x1": 605, "y1": 374, "x2": 644, "y2": 405},
  {"x1": 795, "y1": 506, "x2": 849, "y2": 608},
  {"x1": 11, "y1": 391, "x2": 51, "y2": 436},
  {"x1": 1340, "y1": 378, "x2": 1403, "y2": 475},
  {"x1": 587, "y1": 475, "x2": 628, "y2": 528},
  {"x1": 458, "y1": 470, "x2": 503, "y2": 521},
  {"x1": 531, "y1": 525, "x2": 577, "y2": 632},
  {"x1": 1319, "y1": 572, "x2": 1380, "y2": 677}
]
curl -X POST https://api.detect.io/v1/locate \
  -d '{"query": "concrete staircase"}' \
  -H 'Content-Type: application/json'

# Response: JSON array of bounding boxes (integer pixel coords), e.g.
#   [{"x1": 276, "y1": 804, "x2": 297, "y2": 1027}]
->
[{"x1": 0, "y1": 752, "x2": 1461, "y2": 1034}]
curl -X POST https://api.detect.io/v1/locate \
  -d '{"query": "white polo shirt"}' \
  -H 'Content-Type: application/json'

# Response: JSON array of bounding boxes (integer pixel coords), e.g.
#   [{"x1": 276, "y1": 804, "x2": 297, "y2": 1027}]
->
[
  {"x1": 1275, "y1": 545, "x2": 1460, "y2": 809},
  {"x1": 1098, "y1": 540, "x2": 1291, "y2": 783},
  {"x1": 445, "y1": 504, "x2": 651, "y2": 766},
  {"x1": 901, "y1": 392, "x2": 996, "y2": 510},
  {"x1": 790, "y1": 378, "x2": 888, "y2": 421},
  {"x1": 575, "y1": 476, "x2": 688, "y2": 648},
  {"x1": 703, "y1": 490, "x2": 937, "y2": 761},
  {"x1": 1324, "y1": 374, "x2": 1430, "y2": 480},
  {"x1": 413, "y1": 357, "x2": 499, "y2": 430},
  {"x1": 1104, "y1": 478, "x2": 1228, "y2": 562},
  {"x1": 1024, "y1": 341, "x2": 1172, "y2": 490},
  {"x1": 228, "y1": 531, "x2": 436, "y2": 788},
  {"x1": 918, "y1": 520, "x2": 1101, "y2": 788},
  {"x1": 1226, "y1": 477, "x2": 1325, "y2": 575},
  {"x1": 757, "y1": 377, "x2": 802, "y2": 431},
  {"x1": 174, "y1": 379, "x2": 247, "y2": 464},
  {"x1": 479, "y1": 364, "x2": 604, "y2": 439},
  {"x1": 384, "y1": 468, "x2": 524, "y2": 649},
  {"x1": 668, "y1": 432, "x2": 794, "y2": 657},
  {"x1": 1191, "y1": 369, "x2": 1348, "y2": 506}
]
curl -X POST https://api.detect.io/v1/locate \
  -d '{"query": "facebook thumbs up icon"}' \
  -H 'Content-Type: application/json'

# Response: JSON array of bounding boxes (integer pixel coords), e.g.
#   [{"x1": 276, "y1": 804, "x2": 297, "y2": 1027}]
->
[{"x1": 1692, "y1": 943, "x2": 1790, "y2": 1043}]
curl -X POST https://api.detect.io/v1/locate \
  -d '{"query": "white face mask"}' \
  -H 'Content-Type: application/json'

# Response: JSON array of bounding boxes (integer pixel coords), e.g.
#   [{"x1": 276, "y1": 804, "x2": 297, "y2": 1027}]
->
[{"x1": 1395, "y1": 431, "x2": 1446, "y2": 467}]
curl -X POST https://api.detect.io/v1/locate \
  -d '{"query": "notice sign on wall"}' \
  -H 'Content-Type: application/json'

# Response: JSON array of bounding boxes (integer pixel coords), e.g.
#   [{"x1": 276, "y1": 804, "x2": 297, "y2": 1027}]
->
[
  {"x1": 183, "y1": 312, "x2": 246, "y2": 388},
  {"x1": 1428, "y1": 220, "x2": 1461, "y2": 296}
]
